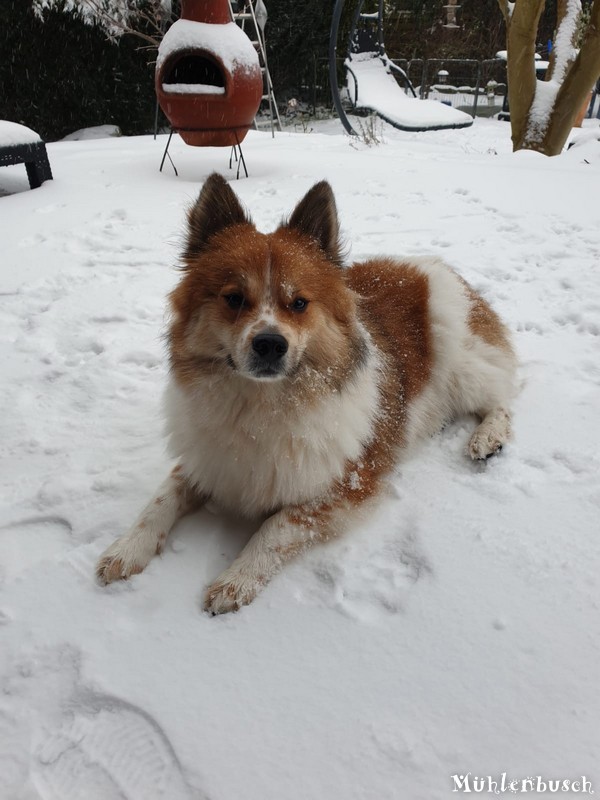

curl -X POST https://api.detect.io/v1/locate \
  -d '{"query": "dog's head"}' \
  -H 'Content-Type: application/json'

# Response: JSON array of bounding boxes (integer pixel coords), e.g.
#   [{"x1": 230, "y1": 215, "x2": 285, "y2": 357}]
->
[{"x1": 169, "y1": 173, "x2": 362, "y2": 389}]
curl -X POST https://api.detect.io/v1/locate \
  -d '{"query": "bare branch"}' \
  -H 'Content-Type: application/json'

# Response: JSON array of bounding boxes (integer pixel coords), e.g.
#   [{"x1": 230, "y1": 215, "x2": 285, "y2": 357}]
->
[{"x1": 78, "y1": 0, "x2": 166, "y2": 47}]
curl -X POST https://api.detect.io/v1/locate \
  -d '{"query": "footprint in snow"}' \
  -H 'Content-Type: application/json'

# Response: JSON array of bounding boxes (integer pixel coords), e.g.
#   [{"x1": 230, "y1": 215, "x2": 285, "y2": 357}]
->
[
  {"x1": 35, "y1": 203, "x2": 66, "y2": 215},
  {"x1": 31, "y1": 695, "x2": 195, "y2": 800},
  {"x1": 0, "y1": 711, "x2": 30, "y2": 796},
  {"x1": 90, "y1": 314, "x2": 127, "y2": 324},
  {"x1": 306, "y1": 525, "x2": 432, "y2": 622},
  {"x1": 120, "y1": 351, "x2": 161, "y2": 369},
  {"x1": 0, "y1": 515, "x2": 73, "y2": 585}
]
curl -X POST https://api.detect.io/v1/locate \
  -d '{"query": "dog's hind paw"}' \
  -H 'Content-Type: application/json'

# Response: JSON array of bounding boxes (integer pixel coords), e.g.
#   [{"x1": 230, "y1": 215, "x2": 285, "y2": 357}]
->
[
  {"x1": 468, "y1": 408, "x2": 511, "y2": 461},
  {"x1": 469, "y1": 434, "x2": 504, "y2": 461}
]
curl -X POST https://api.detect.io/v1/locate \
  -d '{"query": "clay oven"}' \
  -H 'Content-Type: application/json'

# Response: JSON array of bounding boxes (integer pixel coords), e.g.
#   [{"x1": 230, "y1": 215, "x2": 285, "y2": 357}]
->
[{"x1": 155, "y1": 0, "x2": 263, "y2": 147}]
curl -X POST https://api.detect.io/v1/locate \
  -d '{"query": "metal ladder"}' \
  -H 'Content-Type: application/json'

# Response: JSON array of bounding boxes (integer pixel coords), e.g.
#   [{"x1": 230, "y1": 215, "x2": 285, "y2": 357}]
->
[{"x1": 228, "y1": 0, "x2": 282, "y2": 136}]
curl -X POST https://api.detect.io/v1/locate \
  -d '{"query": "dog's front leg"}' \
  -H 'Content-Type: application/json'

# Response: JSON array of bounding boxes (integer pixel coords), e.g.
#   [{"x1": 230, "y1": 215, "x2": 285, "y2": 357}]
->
[
  {"x1": 205, "y1": 477, "x2": 378, "y2": 614},
  {"x1": 96, "y1": 465, "x2": 205, "y2": 585},
  {"x1": 203, "y1": 508, "x2": 315, "y2": 614}
]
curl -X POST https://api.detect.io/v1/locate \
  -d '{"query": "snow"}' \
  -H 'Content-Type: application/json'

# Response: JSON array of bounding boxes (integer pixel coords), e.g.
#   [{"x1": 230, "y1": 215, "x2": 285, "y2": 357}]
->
[
  {"x1": 0, "y1": 121, "x2": 42, "y2": 147},
  {"x1": 527, "y1": 79, "x2": 561, "y2": 142},
  {"x1": 346, "y1": 54, "x2": 473, "y2": 131},
  {"x1": 61, "y1": 124, "x2": 122, "y2": 141},
  {"x1": 157, "y1": 19, "x2": 260, "y2": 74},
  {"x1": 1, "y1": 117, "x2": 600, "y2": 799},
  {"x1": 496, "y1": 50, "x2": 544, "y2": 60},
  {"x1": 161, "y1": 83, "x2": 225, "y2": 95},
  {"x1": 495, "y1": 51, "x2": 548, "y2": 69},
  {"x1": 550, "y1": 0, "x2": 581, "y2": 86}
]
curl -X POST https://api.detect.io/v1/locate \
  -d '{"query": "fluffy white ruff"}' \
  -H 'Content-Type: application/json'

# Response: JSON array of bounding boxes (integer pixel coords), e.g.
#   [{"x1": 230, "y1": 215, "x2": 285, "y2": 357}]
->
[{"x1": 164, "y1": 328, "x2": 381, "y2": 517}]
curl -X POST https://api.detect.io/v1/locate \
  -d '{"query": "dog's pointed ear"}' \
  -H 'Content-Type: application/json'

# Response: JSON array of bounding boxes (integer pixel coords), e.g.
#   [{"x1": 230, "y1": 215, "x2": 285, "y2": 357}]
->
[
  {"x1": 285, "y1": 181, "x2": 343, "y2": 266},
  {"x1": 183, "y1": 173, "x2": 250, "y2": 262}
]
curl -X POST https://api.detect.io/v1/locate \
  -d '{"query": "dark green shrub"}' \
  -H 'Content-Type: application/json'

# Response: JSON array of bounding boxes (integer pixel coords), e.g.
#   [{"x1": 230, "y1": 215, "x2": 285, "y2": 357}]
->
[{"x1": 0, "y1": 0, "x2": 157, "y2": 141}]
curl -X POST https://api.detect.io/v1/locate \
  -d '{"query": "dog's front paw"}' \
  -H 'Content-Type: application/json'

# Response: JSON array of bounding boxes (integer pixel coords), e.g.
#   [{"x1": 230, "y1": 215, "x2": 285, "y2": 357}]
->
[
  {"x1": 204, "y1": 568, "x2": 263, "y2": 615},
  {"x1": 96, "y1": 538, "x2": 147, "y2": 586}
]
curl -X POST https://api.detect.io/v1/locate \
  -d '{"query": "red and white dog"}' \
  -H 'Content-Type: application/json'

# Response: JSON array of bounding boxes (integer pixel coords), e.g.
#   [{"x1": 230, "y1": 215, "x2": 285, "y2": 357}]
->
[{"x1": 97, "y1": 174, "x2": 516, "y2": 613}]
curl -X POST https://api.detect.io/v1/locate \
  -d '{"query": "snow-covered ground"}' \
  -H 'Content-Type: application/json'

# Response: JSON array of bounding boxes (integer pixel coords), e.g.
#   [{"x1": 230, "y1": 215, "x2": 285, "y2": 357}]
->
[{"x1": 1, "y1": 117, "x2": 599, "y2": 799}]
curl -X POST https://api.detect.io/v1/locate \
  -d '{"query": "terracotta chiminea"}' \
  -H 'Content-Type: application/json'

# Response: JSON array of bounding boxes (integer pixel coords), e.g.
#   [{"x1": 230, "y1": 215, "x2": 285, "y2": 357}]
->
[{"x1": 155, "y1": 0, "x2": 263, "y2": 147}]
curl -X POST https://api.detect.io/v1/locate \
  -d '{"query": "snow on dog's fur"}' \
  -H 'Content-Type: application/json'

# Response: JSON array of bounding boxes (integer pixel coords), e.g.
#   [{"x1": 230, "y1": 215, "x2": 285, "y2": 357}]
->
[{"x1": 96, "y1": 173, "x2": 517, "y2": 614}]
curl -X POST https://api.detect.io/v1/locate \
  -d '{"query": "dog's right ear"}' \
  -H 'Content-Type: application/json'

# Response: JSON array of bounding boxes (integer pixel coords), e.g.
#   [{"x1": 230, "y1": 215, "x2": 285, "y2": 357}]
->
[
  {"x1": 284, "y1": 181, "x2": 344, "y2": 267},
  {"x1": 183, "y1": 173, "x2": 250, "y2": 263}
]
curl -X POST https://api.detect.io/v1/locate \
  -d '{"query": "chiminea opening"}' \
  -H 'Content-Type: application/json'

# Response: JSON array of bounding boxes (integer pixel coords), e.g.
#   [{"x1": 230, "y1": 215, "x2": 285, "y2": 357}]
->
[{"x1": 163, "y1": 53, "x2": 226, "y2": 90}]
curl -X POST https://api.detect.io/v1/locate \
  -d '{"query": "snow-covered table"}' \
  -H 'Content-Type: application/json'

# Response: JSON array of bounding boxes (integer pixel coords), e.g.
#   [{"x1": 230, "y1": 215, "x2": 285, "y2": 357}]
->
[{"x1": 0, "y1": 121, "x2": 53, "y2": 189}]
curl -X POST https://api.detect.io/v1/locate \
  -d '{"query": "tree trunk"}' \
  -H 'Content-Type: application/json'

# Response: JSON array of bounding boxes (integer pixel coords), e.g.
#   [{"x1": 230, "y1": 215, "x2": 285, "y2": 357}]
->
[
  {"x1": 540, "y1": 5, "x2": 600, "y2": 154},
  {"x1": 504, "y1": 0, "x2": 545, "y2": 150},
  {"x1": 498, "y1": 0, "x2": 600, "y2": 156}
]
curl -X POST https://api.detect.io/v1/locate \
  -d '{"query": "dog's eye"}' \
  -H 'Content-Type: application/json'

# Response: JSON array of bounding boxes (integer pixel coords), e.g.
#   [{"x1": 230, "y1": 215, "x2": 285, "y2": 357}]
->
[
  {"x1": 224, "y1": 293, "x2": 245, "y2": 310},
  {"x1": 290, "y1": 298, "x2": 308, "y2": 312}
]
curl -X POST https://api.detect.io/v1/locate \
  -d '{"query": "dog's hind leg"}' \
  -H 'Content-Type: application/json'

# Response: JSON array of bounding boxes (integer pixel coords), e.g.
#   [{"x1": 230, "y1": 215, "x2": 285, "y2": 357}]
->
[
  {"x1": 461, "y1": 345, "x2": 516, "y2": 461},
  {"x1": 452, "y1": 281, "x2": 517, "y2": 461},
  {"x1": 468, "y1": 406, "x2": 512, "y2": 460},
  {"x1": 96, "y1": 465, "x2": 204, "y2": 585}
]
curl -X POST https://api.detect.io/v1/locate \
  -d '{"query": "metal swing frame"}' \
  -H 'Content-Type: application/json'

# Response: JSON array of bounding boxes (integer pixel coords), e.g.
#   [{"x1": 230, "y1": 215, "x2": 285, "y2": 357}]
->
[
  {"x1": 329, "y1": 0, "x2": 472, "y2": 135},
  {"x1": 329, "y1": 0, "x2": 415, "y2": 137}
]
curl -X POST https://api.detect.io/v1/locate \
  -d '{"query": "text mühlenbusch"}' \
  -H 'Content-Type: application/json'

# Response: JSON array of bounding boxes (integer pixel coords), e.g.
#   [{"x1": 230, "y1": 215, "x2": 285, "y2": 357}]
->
[{"x1": 451, "y1": 773, "x2": 594, "y2": 794}]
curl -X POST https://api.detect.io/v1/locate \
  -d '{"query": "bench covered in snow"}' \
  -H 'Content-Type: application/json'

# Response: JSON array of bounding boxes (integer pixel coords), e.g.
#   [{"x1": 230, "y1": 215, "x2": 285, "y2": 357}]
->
[{"x1": 0, "y1": 121, "x2": 53, "y2": 189}]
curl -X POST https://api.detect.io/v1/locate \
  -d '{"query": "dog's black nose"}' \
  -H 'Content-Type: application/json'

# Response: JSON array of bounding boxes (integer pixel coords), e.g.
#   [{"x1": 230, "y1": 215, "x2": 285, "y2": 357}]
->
[{"x1": 252, "y1": 333, "x2": 288, "y2": 363}]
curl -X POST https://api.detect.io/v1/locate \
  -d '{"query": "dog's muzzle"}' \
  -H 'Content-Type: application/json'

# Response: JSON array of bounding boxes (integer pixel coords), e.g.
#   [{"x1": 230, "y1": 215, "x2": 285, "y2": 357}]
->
[{"x1": 250, "y1": 333, "x2": 289, "y2": 378}]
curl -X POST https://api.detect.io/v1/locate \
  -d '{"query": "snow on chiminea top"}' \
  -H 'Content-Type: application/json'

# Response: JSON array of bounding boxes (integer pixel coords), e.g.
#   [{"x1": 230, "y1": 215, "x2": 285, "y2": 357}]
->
[
  {"x1": 157, "y1": 20, "x2": 260, "y2": 83},
  {"x1": 155, "y1": 0, "x2": 263, "y2": 148}
]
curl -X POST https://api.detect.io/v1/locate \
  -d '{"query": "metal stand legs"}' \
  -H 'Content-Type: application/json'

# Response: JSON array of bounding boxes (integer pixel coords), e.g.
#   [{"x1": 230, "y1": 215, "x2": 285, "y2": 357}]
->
[
  {"x1": 159, "y1": 129, "x2": 249, "y2": 179},
  {"x1": 228, "y1": 132, "x2": 249, "y2": 179},
  {"x1": 159, "y1": 129, "x2": 178, "y2": 176}
]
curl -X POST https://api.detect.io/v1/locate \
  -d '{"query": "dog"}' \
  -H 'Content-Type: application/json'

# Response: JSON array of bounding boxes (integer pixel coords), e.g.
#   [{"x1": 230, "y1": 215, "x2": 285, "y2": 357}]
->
[{"x1": 96, "y1": 173, "x2": 517, "y2": 614}]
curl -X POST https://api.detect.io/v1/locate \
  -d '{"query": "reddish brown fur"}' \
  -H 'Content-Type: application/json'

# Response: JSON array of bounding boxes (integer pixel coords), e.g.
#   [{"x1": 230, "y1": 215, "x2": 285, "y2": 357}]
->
[
  {"x1": 169, "y1": 224, "x2": 362, "y2": 403},
  {"x1": 252, "y1": 260, "x2": 432, "y2": 531},
  {"x1": 454, "y1": 276, "x2": 513, "y2": 354},
  {"x1": 466, "y1": 288, "x2": 513, "y2": 353},
  {"x1": 333, "y1": 259, "x2": 432, "y2": 505}
]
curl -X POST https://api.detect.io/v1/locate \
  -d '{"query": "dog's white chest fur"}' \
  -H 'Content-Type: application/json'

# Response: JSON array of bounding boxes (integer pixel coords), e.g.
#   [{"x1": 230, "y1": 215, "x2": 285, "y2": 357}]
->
[{"x1": 164, "y1": 357, "x2": 380, "y2": 517}]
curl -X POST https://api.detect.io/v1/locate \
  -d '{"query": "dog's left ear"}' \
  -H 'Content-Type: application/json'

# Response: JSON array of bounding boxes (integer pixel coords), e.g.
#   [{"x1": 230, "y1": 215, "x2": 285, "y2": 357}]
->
[
  {"x1": 183, "y1": 173, "x2": 251, "y2": 263},
  {"x1": 284, "y1": 181, "x2": 343, "y2": 266}
]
